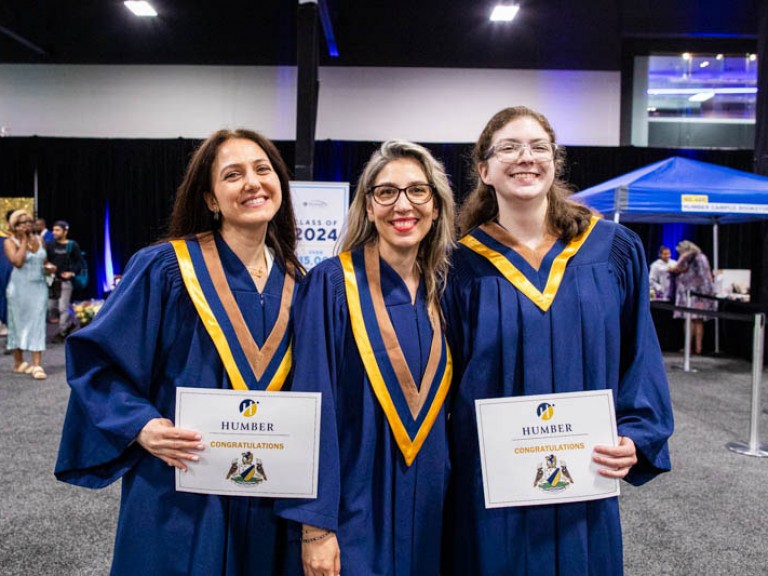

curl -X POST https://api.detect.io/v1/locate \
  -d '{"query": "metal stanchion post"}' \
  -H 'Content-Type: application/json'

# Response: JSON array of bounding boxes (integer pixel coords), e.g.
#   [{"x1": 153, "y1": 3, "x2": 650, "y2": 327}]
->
[
  {"x1": 726, "y1": 313, "x2": 768, "y2": 457},
  {"x1": 683, "y1": 291, "x2": 692, "y2": 372}
]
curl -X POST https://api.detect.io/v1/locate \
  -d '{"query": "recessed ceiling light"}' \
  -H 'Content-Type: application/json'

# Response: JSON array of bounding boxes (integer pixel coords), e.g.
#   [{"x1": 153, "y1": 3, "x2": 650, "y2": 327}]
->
[
  {"x1": 490, "y1": 4, "x2": 520, "y2": 22},
  {"x1": 682, "y1": 53, "x2": 691, "y2": 61},
  {"x1": 748, "y1": 54, "x2": 757, "y2": 62},
  {"x1": 124, "y1": 1, "x2": 158, "y2": 17}
]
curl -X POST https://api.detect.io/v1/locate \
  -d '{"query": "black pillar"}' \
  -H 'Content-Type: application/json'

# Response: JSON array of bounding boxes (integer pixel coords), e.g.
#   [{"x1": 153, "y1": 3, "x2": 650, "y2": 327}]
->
[
  {"x1": 295, "y1": 1, "x2": 320, "y2": 181},
  {"x1": 756, "y1": 4, "x2": 768, "y2": 175}
]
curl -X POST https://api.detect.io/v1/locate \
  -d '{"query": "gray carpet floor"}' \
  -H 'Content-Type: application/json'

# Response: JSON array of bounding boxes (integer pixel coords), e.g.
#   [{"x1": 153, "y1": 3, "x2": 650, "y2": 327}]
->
[{"x1": 1, "y1": 332, "x2": 766, "y2": 575}]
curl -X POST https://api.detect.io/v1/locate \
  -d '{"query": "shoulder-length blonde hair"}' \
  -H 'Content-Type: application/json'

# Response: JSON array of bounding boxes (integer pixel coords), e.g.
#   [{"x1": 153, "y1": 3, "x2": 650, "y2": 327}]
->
[
  {"x1": 8, "y1": 209, "x2": 30, "y2": 231},
  {"x1": 339, "y1": 140, "x2": 455, "y2": 311},
  {"x1": 458, "y1": 106, "x2": 592, "y2": 241}
]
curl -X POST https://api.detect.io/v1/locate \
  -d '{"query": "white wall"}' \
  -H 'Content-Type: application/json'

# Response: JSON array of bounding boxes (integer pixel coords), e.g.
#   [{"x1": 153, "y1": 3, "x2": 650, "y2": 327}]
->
[
  {"x1": 0, "y1": 64, "x2": 621, "y2": 145},
  {"x1": 317, "y1": 67, "x2": 621, "y2": 145}
]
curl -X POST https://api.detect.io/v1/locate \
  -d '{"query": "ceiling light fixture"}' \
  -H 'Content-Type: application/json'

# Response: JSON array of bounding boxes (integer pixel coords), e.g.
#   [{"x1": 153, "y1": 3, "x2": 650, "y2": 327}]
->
[
  {"x1": 682, "y1": 52, "x2": 691, "y2": 60},
  {"x1": 124, "y1": 1, "x2": 158, "y2": 17},
  {"x1": 699, "y1": 61, "x2": 710, "y2": 68},
  {"x1": 490, "y1": 4, "x2": 520, "y2": 22}
]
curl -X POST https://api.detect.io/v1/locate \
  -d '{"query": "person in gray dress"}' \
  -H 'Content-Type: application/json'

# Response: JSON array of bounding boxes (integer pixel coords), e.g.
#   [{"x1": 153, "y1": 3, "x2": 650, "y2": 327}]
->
[{"x1": 670, "y1": 239, "x2": 716, "y2": 354}]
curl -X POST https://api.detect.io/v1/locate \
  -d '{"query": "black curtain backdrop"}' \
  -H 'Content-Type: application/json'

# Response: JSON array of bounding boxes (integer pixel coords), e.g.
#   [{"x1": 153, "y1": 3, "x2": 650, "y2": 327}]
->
[
  {"x1": 0, "y1": 137, "x2": 760, "y2": 302},
  {"x1": 754, "y1": 2, "x2": 768, "y2": 308}
]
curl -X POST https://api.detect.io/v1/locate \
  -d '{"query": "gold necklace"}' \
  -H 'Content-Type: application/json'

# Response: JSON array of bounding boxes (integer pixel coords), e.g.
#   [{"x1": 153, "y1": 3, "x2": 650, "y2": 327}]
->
[
  {"x1": 246, "y1": 265, "x2": 266, "y2": 279},
  {"x1": 246, "y1": 251, "x2": 268, "y2": 279}
]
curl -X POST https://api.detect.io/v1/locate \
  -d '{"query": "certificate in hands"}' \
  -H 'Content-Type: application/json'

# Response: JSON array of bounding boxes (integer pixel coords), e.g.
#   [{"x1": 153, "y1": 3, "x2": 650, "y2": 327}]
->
[
  {"x1": 175, "y1": 387, "x2": 321, "y2": 498},
  {"x1": 475, "y1": 389, "x2": 619, "y2": 508}
]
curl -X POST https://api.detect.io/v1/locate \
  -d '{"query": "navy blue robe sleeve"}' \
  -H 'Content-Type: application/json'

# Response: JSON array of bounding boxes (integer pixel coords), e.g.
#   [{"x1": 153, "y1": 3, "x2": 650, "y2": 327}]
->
[
  {"x1": 0, "y1": 239, "x2": 12, "y2": 324},
  {"x1": 55, "y1": 245, "x2": 178, "y2": 488},
  {"x1": 442, "y1": 267, "x2": 466, "y2": 381},
  {"x1": 274, "y1": 259, "x2": 344, "y2": 531},
  {"x1": 611, "y1": 227, "x2": 674, "y2": 485}
]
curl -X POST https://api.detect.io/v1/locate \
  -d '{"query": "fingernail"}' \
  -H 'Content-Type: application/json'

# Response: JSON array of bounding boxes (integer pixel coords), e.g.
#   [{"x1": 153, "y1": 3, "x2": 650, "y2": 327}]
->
[
  {"x1": 194, "y1": 433, "x2": 202, "y2": 440},
  {"x1": 197, "y1": 443, "x2": 205, "y2": 450},
  {"x1": 190, "y1": 455, "x2": 199, "y2": 462}
]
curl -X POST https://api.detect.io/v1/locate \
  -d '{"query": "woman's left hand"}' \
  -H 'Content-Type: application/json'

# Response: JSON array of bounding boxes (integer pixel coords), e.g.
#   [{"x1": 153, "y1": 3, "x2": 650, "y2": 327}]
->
[
  {"x1": 137, "y1": 417, "x2": 205, "y2": 471},
  {"x1": 592, "y1": 436, "x2": 637, "y2": 479}
]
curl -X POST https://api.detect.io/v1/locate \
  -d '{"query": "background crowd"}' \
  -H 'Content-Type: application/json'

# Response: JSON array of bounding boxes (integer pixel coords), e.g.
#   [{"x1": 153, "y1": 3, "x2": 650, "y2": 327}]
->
[{"x1": 1, "y1": 212, "x2": 85, "y2": 378}]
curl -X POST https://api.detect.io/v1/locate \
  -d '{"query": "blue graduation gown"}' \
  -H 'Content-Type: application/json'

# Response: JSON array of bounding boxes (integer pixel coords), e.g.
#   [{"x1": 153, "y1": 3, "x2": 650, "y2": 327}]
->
[
  {"x1": 0, "y1": 238, "x2": 13, "y2": 324},
  {"x1": 55, "y1": 235, "x2": 296, "y2": 576},
  {"x1": 274, "y1": 251, "x2": 450, "y2": 576},
  {"x1": 443, "y1": 220, "x2": 673, "y2": 576}
]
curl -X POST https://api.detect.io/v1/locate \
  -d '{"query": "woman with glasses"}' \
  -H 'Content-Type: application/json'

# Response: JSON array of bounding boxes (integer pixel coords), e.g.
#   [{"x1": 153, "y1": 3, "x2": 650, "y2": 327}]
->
[
  {"x1": 4, "y1": 209, "x2": 55, "y2": 379},
  {"x1": 55, "y1": 129, "x2": 301, "y2": 575},
  {"x1": 276, "y1": 140, "x2": 455, "y2": 576},
  {"x1": 443, "y1": 107, "x2": 673, "y2": 575}
]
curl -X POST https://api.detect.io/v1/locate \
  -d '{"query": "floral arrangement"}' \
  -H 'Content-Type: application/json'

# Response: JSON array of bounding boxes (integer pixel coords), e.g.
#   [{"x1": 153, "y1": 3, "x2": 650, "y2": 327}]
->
[{"x1": 72, "y1": 300, "x2": 105, "y2": 327}]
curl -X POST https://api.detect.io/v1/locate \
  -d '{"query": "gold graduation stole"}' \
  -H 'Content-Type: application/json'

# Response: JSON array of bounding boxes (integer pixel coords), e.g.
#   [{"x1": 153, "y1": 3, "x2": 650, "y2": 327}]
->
[
  {"x1": 459, "y1": 216, "x2": 599, "y2": 312},
  {"x1": 339, "y1": 244, "x2": 452, "y2": 467},
  {"x1": 170, "y1": 233, "x2": 294, "y2": 391}
]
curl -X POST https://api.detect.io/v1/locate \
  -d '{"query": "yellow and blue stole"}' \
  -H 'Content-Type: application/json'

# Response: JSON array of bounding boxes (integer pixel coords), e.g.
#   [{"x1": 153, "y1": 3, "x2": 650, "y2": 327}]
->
[
  {"x1": 170, "y1": 232, "x2": 294, "y2": 391},
  {"x1": 459, "y1": 216, "x2": 599, "y2": 312},
  {"x1": 339, "y1": 244, "x2": 452, "y2": 466}
]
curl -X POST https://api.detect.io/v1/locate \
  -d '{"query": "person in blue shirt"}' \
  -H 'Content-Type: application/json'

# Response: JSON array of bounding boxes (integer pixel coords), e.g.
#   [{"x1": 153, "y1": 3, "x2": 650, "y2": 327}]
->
[{"x1": 33, "y1": 217, "x2": 55, "y2": 245}]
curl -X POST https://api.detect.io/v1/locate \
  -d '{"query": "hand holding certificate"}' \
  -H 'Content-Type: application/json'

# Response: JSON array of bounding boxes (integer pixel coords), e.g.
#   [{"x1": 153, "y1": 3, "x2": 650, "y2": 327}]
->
[
  {"x1": 175, "y1": 387, "x2": 321, "y2": 498},
  {"x1": 137, "y1": 417, "x2": 205, "y2": 471},
  {"x1": 476, "y1": 389, "x2": 621, "y2": 508}
]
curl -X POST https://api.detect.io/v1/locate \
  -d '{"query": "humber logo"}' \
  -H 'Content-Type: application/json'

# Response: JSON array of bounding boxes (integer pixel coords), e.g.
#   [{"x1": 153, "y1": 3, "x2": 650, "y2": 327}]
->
[
  {"x1": 536, "y1": 402, "x2": 555, "y2": 421},
  {"x1": 239, "y1": 399, "x2": 259, "y2": 418}
]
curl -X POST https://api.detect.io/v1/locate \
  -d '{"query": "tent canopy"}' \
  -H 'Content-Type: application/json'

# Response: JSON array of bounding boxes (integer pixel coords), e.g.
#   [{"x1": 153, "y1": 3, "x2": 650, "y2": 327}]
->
[{"x1": 570, "y1": 157, "x2": 768, "y2": 224}]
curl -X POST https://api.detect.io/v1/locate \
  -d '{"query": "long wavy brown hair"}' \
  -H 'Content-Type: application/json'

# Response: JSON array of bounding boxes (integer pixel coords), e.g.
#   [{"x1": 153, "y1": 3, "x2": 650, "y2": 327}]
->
[
  {"x1": 458, "y1": 106, "x2": 592, "y2": 241},
  {"x1": 165, "y1": 128, "x2": 300, "y2": 274}
]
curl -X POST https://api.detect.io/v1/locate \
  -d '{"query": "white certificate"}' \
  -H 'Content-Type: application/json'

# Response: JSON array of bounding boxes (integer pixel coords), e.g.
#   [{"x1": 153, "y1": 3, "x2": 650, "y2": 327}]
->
[
  {"x1": 175, "y1": 387, "x2": 321, "y2": 498},
  {"x1": 476, "y1": 389, "x2": 619, "y2": 508}
]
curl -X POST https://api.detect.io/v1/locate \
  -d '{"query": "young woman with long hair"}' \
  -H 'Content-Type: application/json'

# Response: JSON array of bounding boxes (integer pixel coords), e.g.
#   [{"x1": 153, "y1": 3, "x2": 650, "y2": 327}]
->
[
  {"x1": 276, "y1": 140, "x2": 455, "y2": 576},
  {"x1": 444, "y1": 107, "x2": 674, "y2": 575}
]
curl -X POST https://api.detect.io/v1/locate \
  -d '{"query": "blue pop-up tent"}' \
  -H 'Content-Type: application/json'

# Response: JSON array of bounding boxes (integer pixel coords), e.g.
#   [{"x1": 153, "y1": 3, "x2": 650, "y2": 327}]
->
[
  {"x1": 571, "y1": 156, "x2": 768, "y2": 225},
  {"x1": 571, "y1": 156, "x2": 768, "y2": 354}
]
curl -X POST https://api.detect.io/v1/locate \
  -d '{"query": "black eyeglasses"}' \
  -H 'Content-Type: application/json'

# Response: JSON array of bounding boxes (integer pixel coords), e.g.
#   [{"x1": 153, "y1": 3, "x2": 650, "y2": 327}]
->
[{"x1": 368, "y1": 184, "x2": 435, "y2": 206}]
